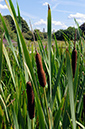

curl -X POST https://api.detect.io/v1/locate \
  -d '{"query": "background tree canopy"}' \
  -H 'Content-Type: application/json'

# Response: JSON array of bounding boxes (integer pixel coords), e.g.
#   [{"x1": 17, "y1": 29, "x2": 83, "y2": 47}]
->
[{"x1": 0, "y1": 15, "x2": 84, "y2": 41}]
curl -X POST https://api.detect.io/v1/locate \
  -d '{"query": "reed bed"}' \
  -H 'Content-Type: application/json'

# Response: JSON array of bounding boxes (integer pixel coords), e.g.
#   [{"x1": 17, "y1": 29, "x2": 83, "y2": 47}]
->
[{"x1": 0, "y1": 0, "x2": 85, "y2": 129}]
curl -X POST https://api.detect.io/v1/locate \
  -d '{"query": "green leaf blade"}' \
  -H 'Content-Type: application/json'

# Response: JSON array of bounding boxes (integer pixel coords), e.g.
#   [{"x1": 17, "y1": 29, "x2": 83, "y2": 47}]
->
[{"x1": 66, "y1": 50, "x2": 76, "y2": 129}]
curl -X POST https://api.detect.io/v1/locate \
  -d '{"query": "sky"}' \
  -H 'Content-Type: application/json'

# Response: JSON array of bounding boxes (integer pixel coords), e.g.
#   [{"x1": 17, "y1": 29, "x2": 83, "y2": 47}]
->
[{"x1": 1, "y1": 0, "x2": 85, "y2": 32}]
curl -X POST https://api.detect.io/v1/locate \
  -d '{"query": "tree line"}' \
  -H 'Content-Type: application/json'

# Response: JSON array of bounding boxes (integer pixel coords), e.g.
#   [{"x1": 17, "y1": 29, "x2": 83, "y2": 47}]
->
[{"x1": 0, "y1": 15, "x2": 84, "y2": 41}]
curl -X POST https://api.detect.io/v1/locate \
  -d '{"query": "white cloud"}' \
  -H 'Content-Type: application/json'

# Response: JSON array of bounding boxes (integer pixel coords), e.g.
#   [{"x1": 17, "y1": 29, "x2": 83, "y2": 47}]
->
[
  {"x1": 43, "y1": 2, "x2": 48, "y2": 6},
  {"x1": 34, "y1": 19, "x2": 67, "y2": 30},
  {"x1": 52, "y1": 20, "x2": 67, "y2": 29},
  {"x1": 68, "y1": 13, "x2": 85, "y2": 19},
  {"x1": 52, "y1": 20, "x2": 62, "y2": 26},
  {"x1": 34, "y1": 19, "x2": 47, "y2": 26},
  {"x1": 62, "y1": 24, "x2": 68, "y2": 29},
  {"x1": 0, "y1": 0, "x2": 3, "y2": 2},
  {"x1": 0, "y1": 4, "x2": 8, "y2": 9},
  {"x1": 68, "y1": 13, "x2": 85, "y2": 25},
  {"x1": 75, "y1": 19, "x2": 85, "y2": 25}
]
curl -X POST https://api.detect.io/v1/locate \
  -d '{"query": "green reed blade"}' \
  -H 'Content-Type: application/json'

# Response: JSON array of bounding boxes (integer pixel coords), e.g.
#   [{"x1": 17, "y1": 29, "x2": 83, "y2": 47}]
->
[
  {"x1": 54, "y1": 97, "x2": 65, "y2": 128},
  {"x1": 17, "y1": 2, "x2": 22, "y2": 30},
  {"x1": 66, "y1": 50, "x2": 76, "y2": 129},
  {"x1": 47, "y1": 4, "x2": 52, "y2": 103},
  {"x1": 0, "y1": 36, "x2": 2, "y2": 81},
  {"x1": 0, "y1": 14, "x2": 19, "y2": 67},
  {"x1": 3, "y1": 44, "x2": 16, "y2": 88},
  {"x1": 52, "y1": 53, "x2": 64, "y2": 105},
  {"x1": 12, "y1": 108, "x2": 19, "y2": 129},
  {"x1": 0, "y1": 95, "x2": 9, "y2": 122}
]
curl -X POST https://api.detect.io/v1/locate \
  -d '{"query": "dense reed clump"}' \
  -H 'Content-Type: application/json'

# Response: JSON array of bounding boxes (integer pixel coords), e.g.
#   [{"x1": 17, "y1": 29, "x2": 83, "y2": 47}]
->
[
  {"x1": 35, "y1": 52, "x2": 46, "y2": 87},
  {"x1": 26, "y1": 81, "x2": 35, "y2": 119}
]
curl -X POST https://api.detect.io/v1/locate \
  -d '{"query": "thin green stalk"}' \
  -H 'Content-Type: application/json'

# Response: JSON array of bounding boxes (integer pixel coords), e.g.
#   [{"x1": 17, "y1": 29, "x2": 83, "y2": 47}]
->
[
  {"x1": 47, "y1": 4, "x2": 52, "y2": 105},
  {"x1": 44, "y1": 88, "x2": 51, "y2": 129},
  {"x1": 31, "y1": 119, "x2": 34, "y2": 129}
]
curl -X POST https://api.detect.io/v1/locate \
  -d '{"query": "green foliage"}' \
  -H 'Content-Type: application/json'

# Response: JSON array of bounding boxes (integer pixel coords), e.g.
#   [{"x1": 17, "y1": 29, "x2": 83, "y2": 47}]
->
[
  {"x1": 34, "y1": 29, "x2": 44, "y2": 40},
  {"x1": 53, "y1": 27, "x2": 80, "y2": 40},
  {"x1": 0, "y1": 0, "x2": 85, "y2": 129},
  {"x1": 0, "y1": 15, "x2": 30, "y2": 41}
]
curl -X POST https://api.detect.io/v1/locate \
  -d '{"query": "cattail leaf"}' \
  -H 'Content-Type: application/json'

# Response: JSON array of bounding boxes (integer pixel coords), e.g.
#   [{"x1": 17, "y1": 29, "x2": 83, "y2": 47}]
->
[
  {"x1": 52, "y1": 53, "x2": 64, "y2": 105},
  {"x1": 0, "y1": 83, "x2": 5, "y2": 99},
  {"x1": 5, "y1": 0, "x2": 46, "y2": 125},
  {"x1": 5, "y1": 0, "x2": 38, "y2": 92},
  {"x1": 66, "y1": 50, "x2": 76, "y2": 129},
  {"x1": 74, "y1": 18, "x2": 82, "y2": 37},
  {"x1": 54, "y1": 33, "x2": 59, "y2": 58},
  {"x1": 3, "y1": 44, "x2": 16, "y2": 88},
  {"x1": 0, "y1": 14, "x2": 19, "y2": 67},
  {"x1": 27, "y1": 111, "x2": 31, "y2": 129},
  {"x1": 54, "y1": 97, "x2": 65, "y2": 128},
  {"x1": 18, "y1": 105, "x2": 25, "y2": 129},
  {"x1": 61, "y1": 31, "x2": 71, "y2": 52},
  {"x1": 25, "y1": 63, "x2": 46, "y2": 128},
  {"x1": 0, "y1": 36, "x2": 2, "y2": 81},
  {"x1": 34, "y1": 88, "x2": 46, "y2": 129},
  {"x1": 9, "y1": 0, "x2": 17, "y2": 20},
  {"x1": 0, "y1": 95, "x2": 9, "y2": 122},
  {"x1": 36, "y1": 31, "x2": 47, "y2": 62},
  {"x1": 17, "y1": 2, "x2": 24, "y2": 73},
  {"x1": 17, "y1": 2, "x2": 22, "y2": 30},
  {"x1": 47, "y1": 4, "x2": 52, "y2": 102},
  {"x1": 74, "y1": 54, "x2": 80, "y2": 97},
  {"x1": 76, "y1": 121, "x2": 85, "y2": 129},
  {"x1": 12, "y1": 108, "x2": 19, "y2": 129}
]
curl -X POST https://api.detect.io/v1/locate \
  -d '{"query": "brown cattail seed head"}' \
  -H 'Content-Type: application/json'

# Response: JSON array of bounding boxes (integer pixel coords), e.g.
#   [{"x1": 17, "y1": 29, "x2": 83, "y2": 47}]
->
[
  {"x1": 72, "y1": 47, "x2": 77, "y2": 78},
  {"x1": 36, "y1": 52, "x2": 43, "y2": 70},
  {"x1": 37, "y1": 69, "x2": 46, "y2": 87},
  {"x1": 35, "y1": 52, "x2": 46, "y2": 87},
  {"x1": 26, "y1": 81, "x2": 35, "y2": 119}
]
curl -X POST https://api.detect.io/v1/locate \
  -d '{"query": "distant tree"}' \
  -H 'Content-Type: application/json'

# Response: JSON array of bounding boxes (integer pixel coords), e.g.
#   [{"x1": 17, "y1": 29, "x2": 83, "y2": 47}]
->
[
  {"x1": 21, "y1": 17, "x2": 29, "y2": 33},
  {"x1": 53, "y1": 27, "x2": 77, "y2": 40},
  {"x1": 54, "y1": 29, "x2": 64, "y2": 40},
  {"x1": 34, "y1": 29, "x2": 44, "y2": 40},
  {"x1": 43, "y1": 32, "x2": 47, "y2": 39},
  {"x1": 65, "y1": 27, "x2": 75, "y2": 40},
  {"x1": 23, "y1": 31, "x2": 33, "y2": 40},
  {"x1": 4, "y1": 15, "x2": 30, "y2": 33}
]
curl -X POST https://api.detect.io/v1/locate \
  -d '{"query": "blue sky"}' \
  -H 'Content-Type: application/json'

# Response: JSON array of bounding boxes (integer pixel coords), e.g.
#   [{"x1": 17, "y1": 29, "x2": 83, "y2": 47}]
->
[{"x1": 1, "y1": 0, "x2": 85, "y2": 32}]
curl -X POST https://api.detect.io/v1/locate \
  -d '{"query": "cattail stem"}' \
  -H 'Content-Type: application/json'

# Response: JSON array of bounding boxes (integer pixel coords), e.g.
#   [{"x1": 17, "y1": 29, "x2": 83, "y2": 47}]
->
[
  {"x1": 44, "y1": 88, "x2": 51, "y2": 129},
  {"x1": 74, "y1": 29, "x2": 77, "y2": 49},
  {"x1": 31, "y1": 119, "x2": 34, "y2": 129}
]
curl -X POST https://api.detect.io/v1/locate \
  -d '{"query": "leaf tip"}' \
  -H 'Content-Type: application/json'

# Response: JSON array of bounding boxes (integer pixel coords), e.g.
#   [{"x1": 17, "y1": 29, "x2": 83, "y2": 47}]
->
[{"x1": 48, "y1": 4, "x2": 50, "y2": 10}]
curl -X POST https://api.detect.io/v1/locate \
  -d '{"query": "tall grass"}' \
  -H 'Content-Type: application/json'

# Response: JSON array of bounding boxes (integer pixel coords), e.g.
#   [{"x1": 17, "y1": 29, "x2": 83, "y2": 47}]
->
[{"x1": 0, "y1": 0, "x2": 85, "y2": 129}]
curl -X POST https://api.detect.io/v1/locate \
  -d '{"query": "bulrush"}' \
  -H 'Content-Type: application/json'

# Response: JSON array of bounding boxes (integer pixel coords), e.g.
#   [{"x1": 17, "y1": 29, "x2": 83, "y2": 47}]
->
[
  {"x1": 35, "y1": 52, "x2": 46, "y2": 87},
  {"x1": 26, "y1": 81, "x2": 35, "y2": 119},
  {"x1": 72, "y1": 30, "x2": 77, "y2": 78},
  {"x1": 36, "y1": 52, "x2": 43, "y2": 70},
  {"x1": 72, "y1": 47, "x2": 77, "y2": 78}
]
